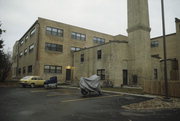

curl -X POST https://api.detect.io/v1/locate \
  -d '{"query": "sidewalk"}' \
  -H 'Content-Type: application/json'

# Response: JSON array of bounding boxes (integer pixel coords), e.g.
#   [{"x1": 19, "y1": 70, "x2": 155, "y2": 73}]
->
[{"x1": 58, "y1": 85, "x2": 157, "y2": 98}]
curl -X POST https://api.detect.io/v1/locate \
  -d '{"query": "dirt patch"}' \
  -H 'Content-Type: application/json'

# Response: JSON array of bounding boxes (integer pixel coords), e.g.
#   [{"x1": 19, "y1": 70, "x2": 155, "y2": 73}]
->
[{"x1": 122, "y1": 97, "x2": 180, "y2": 110}]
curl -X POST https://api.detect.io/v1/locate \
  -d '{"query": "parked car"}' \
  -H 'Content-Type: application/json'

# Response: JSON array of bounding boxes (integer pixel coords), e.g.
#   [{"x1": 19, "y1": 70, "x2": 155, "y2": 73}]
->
[
  {"x1": 44, "y1": 76, "x2": 58, "y2": 89},
  {"x1": 19, "y1": 76, "x2": 45, "y2": 88}
]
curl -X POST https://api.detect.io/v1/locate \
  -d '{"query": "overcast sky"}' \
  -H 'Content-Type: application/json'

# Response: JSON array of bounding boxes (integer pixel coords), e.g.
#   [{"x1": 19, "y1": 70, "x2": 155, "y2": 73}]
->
[{"x1": 0, "y1": 0, "x2": 180, "y2": 51}]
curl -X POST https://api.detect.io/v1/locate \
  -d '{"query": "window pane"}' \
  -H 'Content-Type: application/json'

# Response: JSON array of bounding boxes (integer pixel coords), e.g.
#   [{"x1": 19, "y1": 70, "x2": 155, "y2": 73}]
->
[{"x1": 46, "y1": 27, "x2": 51, "y2": 31}]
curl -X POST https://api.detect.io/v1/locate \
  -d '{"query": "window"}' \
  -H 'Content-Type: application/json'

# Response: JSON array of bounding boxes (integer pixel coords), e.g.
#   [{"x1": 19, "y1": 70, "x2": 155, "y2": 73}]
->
[
  {"x1": 45, "y1": 43, "x2": 63, "y2": 52},
  {"x1": 30, "y1": 28, "x2": 36, "y2": 37},
  {"x1": 93, "y1": 37, "x2": 105, "y2": 44},
  {"x1": 80, "y1": 54, "x2": 84, "y2": 62},
  {"x1": 151, "y1": 41, "x2": 159, "y2": 48},
  {"x1": 172, "y1": 59, "x2": 179, "y2": 70},
  {"x1": 71, "y1": 32, "x2": 86, "y2": 41},
  {"x1": 20, "y1": 39, "x2": 24, "y2": 45},
  {"x1": 18, "y1": 68, "x2": 21, "y2": 75},
  {"x1": 151, "y1": 54, "x2": 160, "y2": 59},
  {"x1": 46, "y1": 26, "x2": 63, "y2": 37},
  {"x1": 44, "y1": 65, "x2": 62, "y2": 73},
  {"x1": 28, "y1": 65, "x2": 32, "y2": 73},
  {"x1": 29, "y1": 44, "x2": 34, "y2": 52},
  {"x1": 24, "y1": 48, "x2": 28, "y2": 55},
  {"x1": 71, "y1": 47, "x2": 81, "y2": 52},
  {"x1": 25, "y1": 35, "x2": 28, "y2": 42},
  {"x1": 154, "y1": 69, "x2": 158, "y2": 79},
  {"x1": 23, "y1": 67, "x2": 26, "y2": 74},
  {"x1": 19, "y1": 51, "x2": 23, "y2": 57},
  {"x1": 97, "y1": 50, "x2": 102, "y2": 59},
  {"x1": 97, "y1": 69, "x2": 105, "y2": 80}
]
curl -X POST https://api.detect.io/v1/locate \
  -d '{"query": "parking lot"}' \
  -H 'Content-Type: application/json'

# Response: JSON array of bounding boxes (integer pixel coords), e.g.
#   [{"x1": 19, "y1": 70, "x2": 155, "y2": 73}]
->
[{"x1": 0, "y1": 87, "x2": 180, "y2": 121}]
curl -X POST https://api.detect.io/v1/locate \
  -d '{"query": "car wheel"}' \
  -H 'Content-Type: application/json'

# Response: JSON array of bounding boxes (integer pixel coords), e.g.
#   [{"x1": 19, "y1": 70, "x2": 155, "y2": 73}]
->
[
  {"x1": 31, "y1": 83, "x2": 35, "y2": 88},
  {"x1": 81, "y1": 89, "x2": 89, "y2": 96},
  {"x1": 20, "y1": 84, "x2": 25, "y2": 88}
]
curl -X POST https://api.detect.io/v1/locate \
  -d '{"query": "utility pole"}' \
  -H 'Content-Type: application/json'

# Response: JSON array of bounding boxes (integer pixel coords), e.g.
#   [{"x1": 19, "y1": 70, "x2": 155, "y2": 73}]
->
[{"x1": 161, "y1": 0, "x2": 169, "y2": 99}]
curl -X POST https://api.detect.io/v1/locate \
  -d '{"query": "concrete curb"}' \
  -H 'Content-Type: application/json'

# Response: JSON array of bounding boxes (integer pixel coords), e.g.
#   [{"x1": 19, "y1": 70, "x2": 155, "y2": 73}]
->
[
  {"x1": 102, "y1": 90, "x2": 157, "y2": 98},
  {"x1": 58, "y1": 85, "x2": 157, "y2": 98}
]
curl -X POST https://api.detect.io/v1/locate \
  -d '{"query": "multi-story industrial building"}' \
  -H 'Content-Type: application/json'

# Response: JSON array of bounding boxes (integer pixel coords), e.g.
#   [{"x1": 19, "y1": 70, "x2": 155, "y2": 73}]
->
[
  {"x1": 12, "y1": 17, "x2": 127, "y2": 84},
  {"x1": 12, "y1": 17, "x2": 180, "y2": 87}
]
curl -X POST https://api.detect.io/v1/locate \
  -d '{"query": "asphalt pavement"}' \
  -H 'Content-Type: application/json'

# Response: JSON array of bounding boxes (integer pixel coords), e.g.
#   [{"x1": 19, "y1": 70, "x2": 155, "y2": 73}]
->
[{"x1": 0, "y1": 87, "x2": 180, "y2": 121}]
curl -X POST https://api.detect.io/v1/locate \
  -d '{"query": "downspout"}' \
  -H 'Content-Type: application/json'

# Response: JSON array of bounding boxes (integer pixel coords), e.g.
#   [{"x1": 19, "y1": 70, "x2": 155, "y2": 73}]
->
[
  {"x1": 35, "y1": 22, "x2": 40, "y2": 75},
  {"x1": 16, "y1": 42, "x2": 19, "y2": 78}
]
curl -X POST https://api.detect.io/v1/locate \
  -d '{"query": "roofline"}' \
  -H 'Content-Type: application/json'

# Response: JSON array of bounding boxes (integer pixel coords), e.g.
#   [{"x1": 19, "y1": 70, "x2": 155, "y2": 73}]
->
[
  {"x1": 175, "y1": 18, "x2": 180, "y2": 23},
  {"x1": 38, "y1": 17, "x2": 127, "y2": 37},
  {"x1": 74, "y1": 40, "x2": 128, "y2": 52},
  {"x1": 18, "y1": 20, "x2": 38, "y2": 41},
  {"x1": 151, "y1": 33, "x2": 176, "y2": 40}
]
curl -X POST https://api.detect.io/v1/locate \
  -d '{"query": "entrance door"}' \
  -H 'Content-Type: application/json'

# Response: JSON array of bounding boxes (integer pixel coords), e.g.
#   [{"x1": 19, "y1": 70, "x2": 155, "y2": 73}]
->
[
  {"x1": 66, "y1": 69, "x2": 71, "y2": 80},
  {"x1": 123, "y1": 70, "x2": 128, "y2": 85}
]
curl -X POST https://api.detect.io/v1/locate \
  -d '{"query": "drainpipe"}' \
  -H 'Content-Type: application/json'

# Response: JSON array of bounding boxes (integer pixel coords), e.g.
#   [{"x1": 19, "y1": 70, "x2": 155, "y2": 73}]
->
[{"x1": 161, "y1": 0, "x2": 169, "y2": 99}]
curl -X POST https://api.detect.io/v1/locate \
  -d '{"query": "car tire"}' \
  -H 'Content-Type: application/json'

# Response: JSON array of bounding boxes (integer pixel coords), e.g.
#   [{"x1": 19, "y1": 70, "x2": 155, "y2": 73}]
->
[
  {"x1": 81, "y1": 89, "x2": 89, "y2": 96},
  {"x1": 31, "y1": 83, "x2": 35, "y2": 88}
]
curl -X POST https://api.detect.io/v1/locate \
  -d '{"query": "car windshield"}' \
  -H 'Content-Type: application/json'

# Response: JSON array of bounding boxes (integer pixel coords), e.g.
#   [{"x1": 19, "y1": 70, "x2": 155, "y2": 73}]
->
[{"x1": 22, "y1": 76, "x2": 32, "y2": 80}]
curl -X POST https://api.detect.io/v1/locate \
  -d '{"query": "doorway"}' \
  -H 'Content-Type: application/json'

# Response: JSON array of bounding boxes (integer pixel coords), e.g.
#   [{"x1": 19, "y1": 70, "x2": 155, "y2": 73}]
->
[
  {"x1": 66, "y1": 69, "x2": 71, "y2": 80},
  {"x1": 123, "y1": 70, "x2": 128, "y2": 85}
]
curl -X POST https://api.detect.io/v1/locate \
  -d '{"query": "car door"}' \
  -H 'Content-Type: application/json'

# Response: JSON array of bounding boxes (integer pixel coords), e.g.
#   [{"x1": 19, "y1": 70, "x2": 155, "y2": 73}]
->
[
  {"x1": 37, "y1": 77, "x2": 44, "y2": 86},
  {"x1": 31, "y1": 77, "x2": 38, "y2": 85}
]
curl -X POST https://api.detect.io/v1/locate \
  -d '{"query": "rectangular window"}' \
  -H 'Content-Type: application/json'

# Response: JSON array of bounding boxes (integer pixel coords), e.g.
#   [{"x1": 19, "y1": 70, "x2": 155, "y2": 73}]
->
[
  {"x1": 154, "y1": 69, "x2": 158, "y2": 79},
  {"x1": 97, "y1": 50, "x2": 102, "y2": 59},
  {"x1": 29, "y1": 44, "x2": 34, "y2": 52},
  {"x1": 28, "y1": 65, "x2": 32, "y2": 73},
  {"x1": 71, "y1": 47, "x2": 81, "y2": 52},
  {"x1": 71, "y1": 32, "x2": 86, "y2": 41},
  {"x1": 20, "y1": 39, "x2": 24, "y2": 45},
  {"x1": 23, "y1": 67, "x2": 26, "y2": 74},
  {"x1": 172, "y1": 60, "x2": 179, "y2": 70},
  {"x1": 151, "y1": 54, "x2": 160, "y2": 58},
  {"x1": 19, "y1": 51, "x2": 23, "y2": 57},
  {"x1": 80, "y1": 54, "x2": 84, "y2": 62},
  {"x1": 46, "y1": 26, "x2": 63, "y2": 37},
  {"x1": 44, "y1": 65, "x2": 62, "y2": 73},
  {"x1": 18, "y1": 68, "x2": 21, "y2": 75},
  {"x1": 45, "y1": 43, "x2": 63, "y2": 52},
  {"x1": 151, "y1": 41, "x2": 159, "y2": 48},
  {"x1": 24, "y1": 48, "x2": 28, "y2": 55},
  {"x1": 25, "y1": 35, "x2": 28, "y2": 42},
  {"x1": 97, "y1": 69, "x2": 105, "y2": 80},
  {"x1": 30, "y1": 28, "x2": 36, "y2": 37},
  {"x1": 93, "y1": 37, "x2": 105, "y2": 44}
]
